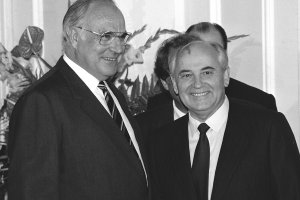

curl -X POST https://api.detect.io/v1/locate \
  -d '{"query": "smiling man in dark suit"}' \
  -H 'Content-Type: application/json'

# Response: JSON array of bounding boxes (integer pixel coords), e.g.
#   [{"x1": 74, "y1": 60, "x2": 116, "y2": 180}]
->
[
  {"x1": 8, "y1": 0, "x2": 148, "y2": 200},
  {"x1": 186, "y1": 22, "x2": 277, "y2": 111},
  {"x1": 138, "y1": 22, "x2": 277, "y2": 140},
  {"x1": 148, "y1": 40, "x2": 300, "y2": 200}
]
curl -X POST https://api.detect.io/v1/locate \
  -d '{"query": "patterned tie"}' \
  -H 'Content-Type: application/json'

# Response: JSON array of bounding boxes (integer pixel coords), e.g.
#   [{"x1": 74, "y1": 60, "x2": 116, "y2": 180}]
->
[
  {"x1": 192, "y1": 123, "x2": 210, "y2": 200},
  {"x1": 98, "y1": 81, "x2": 132, "y2": 145}
]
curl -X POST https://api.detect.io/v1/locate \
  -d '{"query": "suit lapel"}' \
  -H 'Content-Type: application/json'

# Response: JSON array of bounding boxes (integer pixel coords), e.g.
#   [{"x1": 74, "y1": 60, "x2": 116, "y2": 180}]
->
[
  {"x1": 58, "y1": 58, "x2": 145, "y2": 180},
  {"x1": 211, "y1": 99, "x2": 251, "y2": 200},
  {"x1": 167, "y1": 101, "x2": 174, "y2": 121},
  {"x1": 171, "y1": 115, "x2": 198, "y2": 200},
  {"x1": 106, "y1": 81, "x2": 148, "y2": 179},
  {"x1": 58, "y1": 58, "x2": 123, "y2": 136}
]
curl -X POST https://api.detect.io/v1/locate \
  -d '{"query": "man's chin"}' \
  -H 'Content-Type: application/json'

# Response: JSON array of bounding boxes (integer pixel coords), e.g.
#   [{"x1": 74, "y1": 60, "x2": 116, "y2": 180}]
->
[{"x1": 104, "y1": 68, "x2": 118, "y2": 79}]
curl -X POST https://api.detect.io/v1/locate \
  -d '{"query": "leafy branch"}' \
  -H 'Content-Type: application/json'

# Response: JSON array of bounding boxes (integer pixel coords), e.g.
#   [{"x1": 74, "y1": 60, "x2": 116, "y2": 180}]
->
[
  {"x1": 138, "y1": 28, "x2": 180, "y2": 53},
  {"x1": 127, "y1": 24, "x2": 147, "y2": 42},
  {"x1": 228, "y1": 34, "x2": 250, "y2": 42}
]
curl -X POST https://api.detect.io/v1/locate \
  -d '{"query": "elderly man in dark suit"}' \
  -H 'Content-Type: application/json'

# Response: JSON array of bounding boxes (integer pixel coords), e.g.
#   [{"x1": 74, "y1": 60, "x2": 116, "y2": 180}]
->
[
  {"x1": 186, "y1": 22, "x2": 277, "y2": 110},
  {"x1": 138, "y1": 22, "x2": 277, "y2": 138},
  {"x1": 148, "y1": 40, "x2": 300, "y2": 200},
  {"x1": 8, "y1": 0, "x2": 148, "y2": 199}
]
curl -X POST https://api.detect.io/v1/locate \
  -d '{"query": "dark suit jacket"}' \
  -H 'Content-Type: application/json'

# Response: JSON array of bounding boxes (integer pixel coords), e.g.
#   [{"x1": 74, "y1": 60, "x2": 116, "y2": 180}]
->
[
  {"x1": 148, "y1": 98, "x2": 300, "y2": 200},
  {"x1": 8, "y1": 57, "x2": 149, "y2": 200},
  {"x1": 136, "y1": 101, "x2": 173, "y2": 144},
  {"x1": 147, "y1": 78, "x2": 277, "y2": 111}
]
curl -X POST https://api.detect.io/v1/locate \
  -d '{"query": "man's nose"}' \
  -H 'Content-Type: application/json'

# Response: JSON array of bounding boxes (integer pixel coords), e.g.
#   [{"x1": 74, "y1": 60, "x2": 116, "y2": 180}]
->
[
  {"x1": 109, "y1": 37, "x2": 124, "y2": 54},
  {"x1": 193, "y1": 76, "x2": 203, "y2": 88}
]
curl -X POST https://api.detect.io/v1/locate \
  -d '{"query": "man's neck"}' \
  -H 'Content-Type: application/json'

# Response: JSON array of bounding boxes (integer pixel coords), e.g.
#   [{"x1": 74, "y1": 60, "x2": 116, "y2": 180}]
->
[
  {"x1": 174, "y1": 100, "x2": 188, "y2": 114},
  {"x1": 173, "y1": 100, "x2": 188, "y2": 120}
]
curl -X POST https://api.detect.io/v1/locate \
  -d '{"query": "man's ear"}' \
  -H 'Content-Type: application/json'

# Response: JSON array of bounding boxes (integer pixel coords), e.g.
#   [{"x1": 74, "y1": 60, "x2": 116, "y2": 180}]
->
[
  {"x1": 160, "y1": 79, "x2": 169, "y2": 91},
  {"x1": 68, "y1": 27, "x2": 80, "y2": 48},
  {"x1": 224, "y1": 66, "x2": 230, "y2": 87},
  {"x1": 170, "y1": 76, "x2": 179, "y2": 94}
]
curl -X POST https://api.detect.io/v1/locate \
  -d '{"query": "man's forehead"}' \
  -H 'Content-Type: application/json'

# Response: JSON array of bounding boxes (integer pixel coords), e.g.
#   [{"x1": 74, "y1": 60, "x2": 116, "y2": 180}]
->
[
  {"x1": 179, "y1": 42, "x2": 218, "y2": 59},
  {"x1": 175, "y1": 43, "x2": 221, "y2": 71},
  {"x1": 84, "y1": 2, "x2": 125, "y2": 31},
  {"x1": 94, "y1": 18, "x2": 125, "y2": 32}
]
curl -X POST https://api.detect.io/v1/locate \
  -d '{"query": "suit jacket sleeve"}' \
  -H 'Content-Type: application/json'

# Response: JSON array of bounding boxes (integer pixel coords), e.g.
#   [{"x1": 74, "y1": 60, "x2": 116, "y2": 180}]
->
[
  {"x1": 8, "y1": 91, "x2": 60, "y2": 200},
  {"x1": 269, "y1": 113, "x2": 300, "y2": 199}
]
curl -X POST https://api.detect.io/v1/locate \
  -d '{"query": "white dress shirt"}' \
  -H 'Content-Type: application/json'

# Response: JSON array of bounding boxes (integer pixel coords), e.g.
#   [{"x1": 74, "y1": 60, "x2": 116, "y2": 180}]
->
[
  {"x1": 188, "y1": 96, "x2": 229, "y2": 200},
  {"x1": 63, "y1": 55, "x2": 147, "y2": 180}
]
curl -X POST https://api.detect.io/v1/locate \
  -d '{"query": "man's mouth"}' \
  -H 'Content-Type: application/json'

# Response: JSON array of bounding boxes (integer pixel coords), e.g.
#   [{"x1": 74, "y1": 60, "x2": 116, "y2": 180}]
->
[
  {"x1": 103, "y1": 57, "x2": 117, "y2": 61},
  {"x1": 191, "y1": 91, "x2": 209, "y2": 97}
]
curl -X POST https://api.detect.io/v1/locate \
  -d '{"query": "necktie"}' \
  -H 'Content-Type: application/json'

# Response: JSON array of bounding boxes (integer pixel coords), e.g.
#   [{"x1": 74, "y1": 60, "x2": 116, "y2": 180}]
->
[
  {"x1": 98, "y1": 81, "x2": 132, "y2": 145},
  {"x1": 192, "y1": 123, "x2": 210, "y2": 200}
]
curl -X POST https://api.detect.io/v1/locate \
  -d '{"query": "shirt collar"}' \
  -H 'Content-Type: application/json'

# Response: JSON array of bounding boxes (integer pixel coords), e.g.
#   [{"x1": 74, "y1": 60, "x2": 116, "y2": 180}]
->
[
  {"x1": 189, "y1": 96, "x2": 229, "y2": 137},
  {"x1": 63, "y1": 54, "x2": 99, "y2": 91},
  {"x1": 173, "y1": 100, "x2": 187, "y2": 120}
]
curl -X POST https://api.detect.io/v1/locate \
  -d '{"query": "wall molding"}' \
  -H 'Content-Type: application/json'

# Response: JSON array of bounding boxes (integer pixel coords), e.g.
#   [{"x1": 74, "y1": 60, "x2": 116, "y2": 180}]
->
[
  {"x1": 298, "y1": 0, "x2": 300, "y2": 115},
  {"x1": 262, "y1": 0, "x2": 275, "y2": 94},
  {"x1": 0, "y1": 1, "x2": 3, "y2": 43},
  {"x1": 209, "y1": 0, "x2": 221, "y2": 24},
  {"x1": 2, "y1": 0, "x2": 13, "y2": 49},
  {"x1": 174, "y1": 0, "x2": 185, "y2": 31},
  {"x1": 32, "y1": 0, "x2": 44, "y2": 29},
  {"x1": 32, "y1": 0, "x2": 44, "y2": 57}
]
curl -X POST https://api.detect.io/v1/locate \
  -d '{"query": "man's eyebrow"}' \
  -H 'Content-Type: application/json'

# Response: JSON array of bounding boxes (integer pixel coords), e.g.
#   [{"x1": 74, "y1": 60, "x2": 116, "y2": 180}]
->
[
  {"x1": 201, "y1": 66, "x2": 215, "y2": 70},
  {"x1": 178, "y1": 69, "x2": 192, "y2": 74}
]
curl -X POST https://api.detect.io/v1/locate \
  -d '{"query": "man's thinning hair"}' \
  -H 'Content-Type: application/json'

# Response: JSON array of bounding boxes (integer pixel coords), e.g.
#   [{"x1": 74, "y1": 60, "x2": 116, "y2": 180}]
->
[
  {"x1": 186, "y1": 22, "x2": 228, "y2": 50},
  {"x1": 62, "y1": 0, "x2": 115, "y2": 50},
  {"x1": 209, "y1": 42, "x2": 229, "y2": 68},
  {"x1": 154, "y1": 34, "x2": 199, "y2": 81},
  {"x1": 176, "y1": 41, "x2": 228, "y2": 70}
]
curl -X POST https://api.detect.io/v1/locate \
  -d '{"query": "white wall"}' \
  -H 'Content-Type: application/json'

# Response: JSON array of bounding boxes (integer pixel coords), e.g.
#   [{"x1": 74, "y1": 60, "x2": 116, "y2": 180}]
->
[{"x1": 1, "y1": 0, "x2": 299, "y2": 147}]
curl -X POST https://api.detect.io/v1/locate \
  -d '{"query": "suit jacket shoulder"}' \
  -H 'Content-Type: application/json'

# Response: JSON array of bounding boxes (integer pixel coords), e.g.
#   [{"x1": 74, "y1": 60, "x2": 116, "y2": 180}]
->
[
  {"x1": 226, "y1": 78, "x2": 277, "y2": 111},
  {"x1": 213, "y1": 98, "x2": 300, "y2": 200},
  {"x1": 147, "y1": 91, "x2": 172, "y2": 110},
  {"x1": 136, "y1": 101, "x2": 173, "y2": 142}
]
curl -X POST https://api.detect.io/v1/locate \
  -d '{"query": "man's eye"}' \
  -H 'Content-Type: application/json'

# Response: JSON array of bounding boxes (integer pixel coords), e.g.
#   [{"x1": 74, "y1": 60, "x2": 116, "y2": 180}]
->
[
  {"x1": 101, "y1": 32, "x2": 114, "y2": 41},
  {"x1": 202, "y1": 71, "x2": 213, "y2": 76},
  {"x1": 179, "y1": 73, "x2": 193, "y2": 79}
]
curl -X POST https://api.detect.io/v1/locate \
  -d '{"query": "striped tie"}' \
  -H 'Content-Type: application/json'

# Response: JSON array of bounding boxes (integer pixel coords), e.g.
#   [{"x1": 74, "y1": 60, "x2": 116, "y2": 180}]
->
[{"x1": 98, "y1": 81, "x2": 132, "y2": 145}]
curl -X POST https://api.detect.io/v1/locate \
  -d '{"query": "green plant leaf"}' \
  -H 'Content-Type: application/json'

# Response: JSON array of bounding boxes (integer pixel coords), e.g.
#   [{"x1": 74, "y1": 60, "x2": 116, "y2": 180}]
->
[
  {"x1": 117, "y1": 84, "x2": 129, "y2": 102},
  {"x1": 141, "y1": 75, "x2": 149, "y2": 96},
  {"x1": 139, "y1": 28, "x2": 180, "y2": 53},
  {"x1": 127, "y1": 24, "x2": 147, "y2": 42},
  {"x1": 227, "y1": 34, "x2": 250, "y2": 42},
  {"x1": 130, "y1": 76, "x2": 140, "y2": 100},
  {"x1": 12, "y1": 58, "x2": 36, "y2": 83},
  {"x1": 17, "y1": 26, "x2": 44, "y2": 59}
]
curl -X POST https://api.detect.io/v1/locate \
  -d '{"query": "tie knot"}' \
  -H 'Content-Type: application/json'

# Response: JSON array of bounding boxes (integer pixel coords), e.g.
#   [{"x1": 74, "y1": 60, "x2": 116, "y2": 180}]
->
[
  {"x1": 198, "y1": 123, "x2": 210, "y2": 136},
  {"x1": 98, "y1": 81, "x2": 107, "y2": 91}
]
